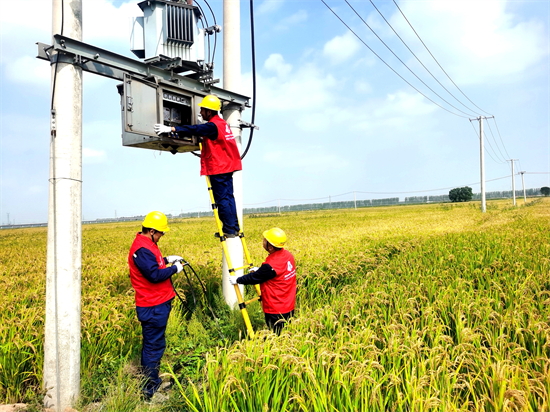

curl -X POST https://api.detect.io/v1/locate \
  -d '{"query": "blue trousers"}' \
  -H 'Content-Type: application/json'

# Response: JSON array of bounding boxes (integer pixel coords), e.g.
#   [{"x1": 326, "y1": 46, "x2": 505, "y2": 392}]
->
[
  {"x1": 136, "y1": 299, "x2": 172, "y2": 398},
  {"x1": 209, "y1": 173, "x2": 240, "y2": 235}
]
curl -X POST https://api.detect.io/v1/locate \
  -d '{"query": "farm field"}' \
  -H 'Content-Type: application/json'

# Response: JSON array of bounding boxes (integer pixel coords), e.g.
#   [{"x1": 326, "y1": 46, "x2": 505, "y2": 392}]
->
[{"x1": 0, "y1": 198, "x2": 549, "y2": 411}]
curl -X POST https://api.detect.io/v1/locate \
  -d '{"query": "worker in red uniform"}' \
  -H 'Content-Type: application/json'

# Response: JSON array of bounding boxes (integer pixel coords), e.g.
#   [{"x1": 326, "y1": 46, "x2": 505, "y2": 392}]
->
[
  {"x1": 154, "y1": 95, "x2": 242, "y2": 238},
  {"x1": 229, "y1": 227, "x2": 296, "y2": 334},
  {"x1": 128, "y1": 211, "x2": 184, "y2": 399}
]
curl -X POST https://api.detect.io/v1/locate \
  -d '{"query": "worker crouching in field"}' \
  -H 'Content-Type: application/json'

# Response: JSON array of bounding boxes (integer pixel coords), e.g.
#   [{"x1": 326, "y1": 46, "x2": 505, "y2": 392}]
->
[
  {"x1": 154, "y1": 94, "x2": 242, "y2": 238},
  {"x1": 128, "y1": 211, "x2": 184, "y2": 399},
  {"x1": 230, "y1": 228, "x2": 296, "y2": 334}
]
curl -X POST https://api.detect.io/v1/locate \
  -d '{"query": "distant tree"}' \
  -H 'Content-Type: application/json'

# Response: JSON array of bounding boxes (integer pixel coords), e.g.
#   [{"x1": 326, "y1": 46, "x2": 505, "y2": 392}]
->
[
  {"x1": 541, "y1": 187, "x2": 550, "y2": 196},
  {"x1": 449, "y1": 186, "x2": 473, "y2": 202}
]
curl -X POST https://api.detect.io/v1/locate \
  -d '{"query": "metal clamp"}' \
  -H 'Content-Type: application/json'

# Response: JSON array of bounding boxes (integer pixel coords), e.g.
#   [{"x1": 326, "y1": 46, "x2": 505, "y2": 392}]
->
[
  {"x1": 205, "y1": 25, "x2": 221, "y2": 35},
  {"x1": 239, "y1": 120, "x2": 259, "y2": 131}
]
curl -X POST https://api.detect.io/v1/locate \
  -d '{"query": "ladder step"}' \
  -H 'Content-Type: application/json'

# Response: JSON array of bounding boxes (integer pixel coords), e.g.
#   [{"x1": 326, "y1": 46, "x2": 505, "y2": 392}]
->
[
  {"x1": 233, "y1": 265, "x2": 252, "y2": 272},
  {"x1": 245, "y1": 296, "x2": 260, "y2": 305}
]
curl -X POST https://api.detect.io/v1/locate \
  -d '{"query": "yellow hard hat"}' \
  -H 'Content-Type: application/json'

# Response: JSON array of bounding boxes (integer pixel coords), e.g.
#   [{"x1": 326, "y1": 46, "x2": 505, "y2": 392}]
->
[
  {"x1": 142, "y1": 211, "x2": 170, "y2": 232},
  {"x1": 263, "y1": 227, "x2": 287, "y2": 248},
  {"x1": 198, "y1": 94, "x2": 221, "y2": 111}
]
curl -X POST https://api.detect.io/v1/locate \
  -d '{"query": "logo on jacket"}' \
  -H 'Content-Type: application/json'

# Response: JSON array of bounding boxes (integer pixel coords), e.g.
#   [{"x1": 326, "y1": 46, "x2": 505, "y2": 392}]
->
[{"x1": 287, "y1": 261, "x2": 293, "y2": 271}]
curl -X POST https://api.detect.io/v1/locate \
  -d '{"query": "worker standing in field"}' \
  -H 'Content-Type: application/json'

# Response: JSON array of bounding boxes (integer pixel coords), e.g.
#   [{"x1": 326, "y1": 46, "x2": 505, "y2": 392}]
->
[
  {"x1": 229, "y1": 227, "x2": 296, "y2": 334},
  {"x1": 154, "y1": 95, "x2": 242, "y2": 238},
  {"x1": 128, "y1": 211, "x2": 184, "y2": 399}
]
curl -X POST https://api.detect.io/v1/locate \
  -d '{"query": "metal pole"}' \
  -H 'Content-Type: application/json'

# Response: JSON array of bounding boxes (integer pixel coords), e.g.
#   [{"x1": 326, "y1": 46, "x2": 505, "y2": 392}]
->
[
  {"x1": 44, "y1": 0, "x2": 82, "y2": 410},
  {"x1": 221, "y1": 0, "x2": 244, "y2": 308},
  {"x1": 354, "y1": 191, "x2": 357, "y2": 210},
  {"x1": 510, "y1": 160, "x2": 516, "y2": 206},
  {"x1": 479, "y1": 117, "x2": 486, "y2": 213},
  {"x1": 520, "y1": 172, "x2": 527, "y2": 203}
]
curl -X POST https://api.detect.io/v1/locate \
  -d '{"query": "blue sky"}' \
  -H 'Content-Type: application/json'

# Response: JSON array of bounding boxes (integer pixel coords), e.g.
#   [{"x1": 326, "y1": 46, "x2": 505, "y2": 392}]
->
[{"x1": 1, "y1": 0, "x2": 548, "y2": 224}]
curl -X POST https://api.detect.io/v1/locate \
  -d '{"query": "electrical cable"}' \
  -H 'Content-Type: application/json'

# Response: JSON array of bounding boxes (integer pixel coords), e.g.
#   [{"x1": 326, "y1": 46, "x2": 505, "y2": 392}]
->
[
  {"x1": 240, "y1": 0, "x2": 257, "y2": 160},
  {"x1": 345, "y1": 0, "x2": 477, "y2": 118},
  {"x1": 484, "y1": 118, "x2": 508, "y2": 162},
  {"x1": 469, "y1": 121, "x2": 506, "y2": 164},
  {"x1": 391, "y1": 0, "x2": 493, "y2": 116},
  {"x1": 172, "y1": 261, "x2": 226, "y2": 341},
  {"x1": 368, "y1": 0, "x2": 481, "y2": 117},
  {"x1": 201, "y1": 0, "x2": 218, "y2": 63},
  {"x1": 320, "y1": 0, "x2": 470, "y2": 119},
  {"x1": 491, "y1": 117, "x2": 512, "y2": 159}
]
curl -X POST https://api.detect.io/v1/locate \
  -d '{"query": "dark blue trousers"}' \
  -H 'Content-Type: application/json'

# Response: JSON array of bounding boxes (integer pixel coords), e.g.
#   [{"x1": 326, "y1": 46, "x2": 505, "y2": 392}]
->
[
  {"x1": 209, "y1": 172, "x2": 240, "y2": 235},
  {"x1": 136, "y1": 299, "x2": 172, "y2": 398}
]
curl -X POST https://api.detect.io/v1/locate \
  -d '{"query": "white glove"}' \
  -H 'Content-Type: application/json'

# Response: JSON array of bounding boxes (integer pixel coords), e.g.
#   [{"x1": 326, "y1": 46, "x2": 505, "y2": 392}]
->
[
  {"x1": 248, "y1": 266, "x2": 259, "y2": 273},
  {"x1": 228, "y1": 275, "x2": 241, "y2": 285},
  {"x1": 154, "y1": 124, "x2": 172, "y2": 135},
  {"x1": 174, "y1": 261, "x2": 184, "y2": 273},
  {"x1": 166, "y1": 255, "x2": 183, "y2": 264}
]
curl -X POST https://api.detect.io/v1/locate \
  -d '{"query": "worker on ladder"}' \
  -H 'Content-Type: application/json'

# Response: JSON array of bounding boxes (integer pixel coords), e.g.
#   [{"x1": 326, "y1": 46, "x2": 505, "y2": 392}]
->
[
  {"x1": 154, "y1": 95, "x2": 242, "y2": 237},
  {"x1": 229, "y1": 228, "x2": 297, "y2": 334}
]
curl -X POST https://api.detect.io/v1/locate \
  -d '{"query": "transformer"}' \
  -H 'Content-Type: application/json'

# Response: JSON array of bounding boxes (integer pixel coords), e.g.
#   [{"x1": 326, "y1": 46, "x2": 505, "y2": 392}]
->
[{"x1": 131, "y1": 0, "x2": 205, "y2": 66}]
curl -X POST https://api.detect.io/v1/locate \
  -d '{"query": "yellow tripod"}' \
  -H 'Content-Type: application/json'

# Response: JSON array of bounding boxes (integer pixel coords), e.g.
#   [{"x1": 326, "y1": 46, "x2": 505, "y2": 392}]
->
[{"x1": 204, "y1": 173, "x2": 261, "y2": 338}]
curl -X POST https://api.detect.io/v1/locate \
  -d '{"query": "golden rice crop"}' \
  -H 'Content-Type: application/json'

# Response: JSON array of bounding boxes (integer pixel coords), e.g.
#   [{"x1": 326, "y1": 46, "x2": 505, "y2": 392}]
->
[{"x1": 1, "y1": 198, "x2": 548, "y2": 411}]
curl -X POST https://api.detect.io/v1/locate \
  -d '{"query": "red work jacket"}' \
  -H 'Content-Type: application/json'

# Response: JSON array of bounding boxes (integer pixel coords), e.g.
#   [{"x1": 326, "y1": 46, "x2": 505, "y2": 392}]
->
[
  {"x1": 260, "y1": 249, "x2": 297, "y2": 314},
  {"x1": 200, "y1": 115, "x2": 242, "y2": 176},
  {"x1": 128, "y1": 233, "x2": 175, "y2": 307}
]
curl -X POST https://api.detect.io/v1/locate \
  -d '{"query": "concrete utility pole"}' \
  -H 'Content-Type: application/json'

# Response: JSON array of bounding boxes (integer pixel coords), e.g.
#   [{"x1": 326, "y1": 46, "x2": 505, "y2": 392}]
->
[
  {"x1": 508, "y1": 159, "x2": 519, "y2": 206},
  {"x1": 520, "y1": 171, "x2": 527, "y2": 203},
  {"x1": 470, "y1": 116, "x2": 493, "y2": 213},
  {"x1": 221, "y1": 0, "x2": 244, "y2": 307},
  {"x1": 43, "y1": 0, "x2": 83, "y2": 410},
  {"x1": 354, "y1": 191, "x2": 357, "y2": 210}
]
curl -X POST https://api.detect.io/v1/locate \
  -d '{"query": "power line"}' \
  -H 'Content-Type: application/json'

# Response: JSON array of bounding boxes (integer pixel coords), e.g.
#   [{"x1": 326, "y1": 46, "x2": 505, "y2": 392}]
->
[
  {"x1": 345, "y1": 0, "x2": 477, "y2": 118},
  {"x1": 491, "y1": 117, "x2": 512, "y2": 159},
  {"x1": 469, "y1": 121, "x2": 506, "y2": 164},
  {"x1": 367, "y1": 0, "x2": 481, "y2": 117},
  {"x1": 320, "y1": 0, "x2": 470, "y2": 118},
  {"x1": 483, "y1": 118, "x2": 508, "y2": 163},
  {"x1": 391, "y1": 0, "x2": 493, "y2": 116}
]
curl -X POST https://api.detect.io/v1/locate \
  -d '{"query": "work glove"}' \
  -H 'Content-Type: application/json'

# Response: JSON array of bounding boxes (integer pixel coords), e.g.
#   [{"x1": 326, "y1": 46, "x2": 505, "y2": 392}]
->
[
  {"x1": 166, "y1": 255, "x2": 183, "y2": 264},
  {"x1": 248, "y1": 266, "x2": 259, "y2": 273},
  {"x1": 154, "y1": 124, "x2": 172, "y2": 135},
  {"x1": 228, "y1": 275, "x2": 241, "y2": 285},
  {"x1": 174, "y1": 261, "x2": 184, "y2": 273}
]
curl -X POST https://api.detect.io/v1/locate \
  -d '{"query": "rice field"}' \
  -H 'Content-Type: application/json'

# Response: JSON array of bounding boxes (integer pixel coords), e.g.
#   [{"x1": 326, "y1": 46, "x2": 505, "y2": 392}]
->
[{"x1": 0, "y1": 198, "x2": 548, "y2": 411}]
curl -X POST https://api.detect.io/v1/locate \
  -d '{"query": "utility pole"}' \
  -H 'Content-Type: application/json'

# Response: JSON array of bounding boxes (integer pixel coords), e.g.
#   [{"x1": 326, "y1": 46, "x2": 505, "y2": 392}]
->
[
  {"x1": 520, "y1": 171, "x2": 527, "y2": 203},
  {"x1": 507, "y1": 159, "x2": 519, "y2": 206},
  {"x1": 7, "y1": 213, "x2": 9, "y2": 225},
  {"x1": 278, "y1": 199, "x2": 281, "y2": 214},
  {"x1": 470, "y1": 116, "x2": 493, "y2": 213},
  {"x1": 44, "y1": 0, "x2": 82, "y2": 410},
  {"x1": 354, "y1": 191, "x2": 357, "y2": 210},
  {"x1": 221, "y1": 0, "x2": 244, "y2": 308}
]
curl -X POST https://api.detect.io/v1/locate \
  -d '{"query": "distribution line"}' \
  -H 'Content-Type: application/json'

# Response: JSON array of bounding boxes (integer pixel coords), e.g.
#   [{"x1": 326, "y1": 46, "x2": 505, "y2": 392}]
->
[
  {"x1": 484, "y1": 119, "x2": 508, "y2": 163},
  {"x1": 469, "y1": 121, "x2": 506, "y2": 164},
  {"x1": 320, "y1": 0, "x2": 470, "y2": 118},
  {"x1": 491, "y1": 117, "x2": 512, "y2": 159},
  {"x1": 391, "y1": 0, "x2": 493, "y2": 116},
  {"x1": 367, "y1": 0, "x2": 480, "y2": 117}
]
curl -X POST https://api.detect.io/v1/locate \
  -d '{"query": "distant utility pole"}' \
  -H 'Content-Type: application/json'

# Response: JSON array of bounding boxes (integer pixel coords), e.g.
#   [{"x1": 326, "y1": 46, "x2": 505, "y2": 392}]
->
[
  {"x1": 44, "y1": 0, "x2": 83, "y2": 410},
  {"x1": 354, "y1": 191, "x2": 357, "y2": 210},
  {"x1": 508, "y1": 159, "x2": 519, "y2": 206},
  {"x1": 519, "y1": 171, "x2": 527, "y2": 203},
  {"x1": 7, "y1": 213, "x2": 9, "y2": 225},
  {"x1": 470, "y1": 116, "x2": 494, "y2": 213},
  {"x1": 278, "y1": 199, "x2": 281, "y2": 214}
]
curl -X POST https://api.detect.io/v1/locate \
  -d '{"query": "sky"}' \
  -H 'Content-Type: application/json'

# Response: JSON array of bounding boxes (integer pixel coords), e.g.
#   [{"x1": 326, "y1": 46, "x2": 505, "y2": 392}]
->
[{"x1": 1, "y1": 0, "x2": 549, "y2": 224}]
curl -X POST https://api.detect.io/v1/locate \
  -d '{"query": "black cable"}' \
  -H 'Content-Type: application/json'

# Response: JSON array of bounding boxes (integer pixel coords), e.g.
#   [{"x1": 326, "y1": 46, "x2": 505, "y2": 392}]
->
[
  {"x1": 320, "y1": 0, "x2": 469, "y2": 119},
  {"x1": 491, "y1": 117, "x2": 512, "y2": 159},
  {"x1": 469, "y1": 121, "x2": 506, "y2": 164},
  {"x1": 201, "y1": 0, "x2": 218, "y2": 63},
  {"x1": 51, "y1": 0, "x2": 65, "y2": 111},
  {"x1": 391, "y1": 0, "x2": 493, "y2": 116},
  {"x1": 241, "y1": 0, "x2": 257, "y2": 160},
  {"x1": 484, "y1": 118, "x2": 507, "y2": 162},
  {"x1": 345, "y1": 0, "x2": 476, "y2": 118},
  {"x1": 368, "y1": 0, "x2": 481, "y2": 117},
  {"x1": 193, "y1": 0, "x2": 212, "y2": 64}
]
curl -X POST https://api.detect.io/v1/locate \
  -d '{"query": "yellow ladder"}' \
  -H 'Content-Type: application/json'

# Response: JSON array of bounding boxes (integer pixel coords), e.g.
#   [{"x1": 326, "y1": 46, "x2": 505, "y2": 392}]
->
[{"x1": 204, "y1": 174, "x2": 261, "y2": 338}]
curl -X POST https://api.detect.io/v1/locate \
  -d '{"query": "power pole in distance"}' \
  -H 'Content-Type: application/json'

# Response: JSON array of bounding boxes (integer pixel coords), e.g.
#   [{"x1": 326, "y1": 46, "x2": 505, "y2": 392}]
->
[
  {"x1": 519, "y1": 171, "x2": 527, "y2": 203},
  {"x1": 469, "y1": 116, "x2": 493, "y2": 213}
]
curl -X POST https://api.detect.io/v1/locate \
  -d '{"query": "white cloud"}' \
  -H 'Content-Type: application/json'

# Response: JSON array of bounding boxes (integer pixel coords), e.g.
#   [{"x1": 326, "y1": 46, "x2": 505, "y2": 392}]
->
[
  {"x1": 4, "y1": 56, "x2": 51, "y2": 88},
  {"x1": 323, "y1": 32, "x2": 361, "y2": 64},
  {"x1": 275, "y1": 10, "x2": 307, "y2": 31},
  {"x1": 389, "y1": 0, "x2": 547, "y2": 85},
  {"x1": 264, "y1": 53, "x2": 292, "y2": 77},
  {"x1": 83, "y1": 147, "x2": 106, "y2": 164},
  {"x1": 257, "y1": 0, "x2": 285, "y2": 15}
]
